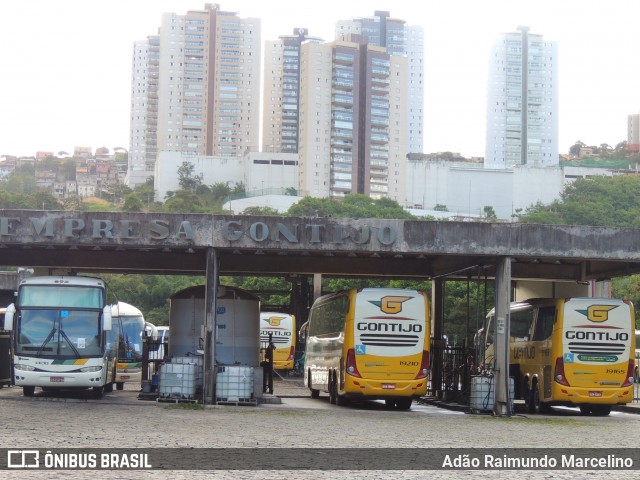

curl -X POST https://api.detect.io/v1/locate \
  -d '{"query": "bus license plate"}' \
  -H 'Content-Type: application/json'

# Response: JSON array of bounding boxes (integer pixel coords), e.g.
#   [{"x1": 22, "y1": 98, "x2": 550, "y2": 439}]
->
[
  {"x1": 121, "y1": 376, "x2": 130, "y2": 380},
  {"x1": 50, "y1": 377, "x2": 64, "y2": 383},
  {"x1": 589, "y1": 391, "x2": 602, "y2": 397},
  {"x1": 382, "y1": 384, "x2": 395, "y2": 389}
]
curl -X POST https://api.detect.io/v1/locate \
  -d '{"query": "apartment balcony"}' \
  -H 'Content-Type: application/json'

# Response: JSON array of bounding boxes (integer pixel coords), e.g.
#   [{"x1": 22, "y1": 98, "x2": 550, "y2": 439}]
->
[
  {"x1": 371, "y1": 76, "x2": 390, "y2": 86},
  {"x1": 371, "y1": 85, "x2": 390, "y2": 94},
  {"x1": 370, "y1": 133, "x2": 389, "y2": 144},
  {"x1": 331, "y1": 129, "x2": 353, "y2": 140},
  {"x1": 333, "y1": 53, "x2": 355, "y2": 65},
  {"x1": 332, "y1": 94, "x2": 353, "y2": 106},
  {"x1": 371, "y1": 67, "x2": 389, "y2": 77},
  {"x1": 331, "y1": 139, "x2": 353, "y2": 148},
  {"x1": 332, "y1": 80, "x2": 354, "y2": 90},
  {"x1": 370, "y1": 117, "x2": 389, "y2": 127}
]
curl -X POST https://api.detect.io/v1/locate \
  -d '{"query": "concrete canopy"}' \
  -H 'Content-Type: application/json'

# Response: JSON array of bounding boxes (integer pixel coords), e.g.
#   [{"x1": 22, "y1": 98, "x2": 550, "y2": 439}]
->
[{"x1": 0, "y1": 210, "x2": 639, "y2": 281}]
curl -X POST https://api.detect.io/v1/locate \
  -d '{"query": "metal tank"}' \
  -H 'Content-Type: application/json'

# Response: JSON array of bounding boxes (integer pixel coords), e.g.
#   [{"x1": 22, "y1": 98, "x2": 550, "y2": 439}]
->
[{"x1": 168, "y1": 285, "x2": 260, "y2": 366}]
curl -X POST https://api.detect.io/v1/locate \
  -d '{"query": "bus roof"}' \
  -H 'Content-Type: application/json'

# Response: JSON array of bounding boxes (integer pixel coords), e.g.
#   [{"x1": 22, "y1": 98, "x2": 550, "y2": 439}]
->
[
  {"x1": 111, "y1": 301, "x2": 143, "y2": 317},
  {"x1": 19, "y1": 275, "x2": 106, "y2": 288}
]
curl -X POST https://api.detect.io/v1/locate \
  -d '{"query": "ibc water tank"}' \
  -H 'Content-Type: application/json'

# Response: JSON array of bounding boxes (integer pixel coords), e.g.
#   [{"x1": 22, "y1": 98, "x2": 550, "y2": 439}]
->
[{"x1": 169, "y1": 285, "x2": 260, "y2": 366}]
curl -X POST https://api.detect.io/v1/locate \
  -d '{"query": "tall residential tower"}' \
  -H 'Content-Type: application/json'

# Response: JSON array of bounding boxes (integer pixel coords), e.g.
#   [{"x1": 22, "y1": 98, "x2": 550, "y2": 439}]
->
[
  {"x1": 297, "y1": 36, "x2": 407, "y2": 200},
  {"x1": 128, "y1": 3, "x2": 261, "y2": 187},
  {"x1": 336, "y1": 11, "x2": 424, "y2": 154},
  {"x1": 262, "y1": 28, "x2": 323, "y2": 154},
  {"x1": 485, "y1": 26, "x2": 558, "y2": 169}
]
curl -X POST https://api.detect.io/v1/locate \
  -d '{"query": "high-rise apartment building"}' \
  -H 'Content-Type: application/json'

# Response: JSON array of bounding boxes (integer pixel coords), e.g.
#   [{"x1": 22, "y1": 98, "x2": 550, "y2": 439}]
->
[
  {"x1": 485, "y1": 26, "x2": 558, "y2": 169},
  {"x1": 262, "y1": 29, "x2": 323, "y2": 154},
  {"x1": 128, "y1": 35, "x2": 159, "y2": 188},
  {"x1": 128, "y1": 3, "x2": 260, "y2": 187},
  {"x1": 336, "y1": 11, "x2": 424, "y2": 154},
  {"x1": 298, "y1": 36, "x2": 407, "y2": 200}
]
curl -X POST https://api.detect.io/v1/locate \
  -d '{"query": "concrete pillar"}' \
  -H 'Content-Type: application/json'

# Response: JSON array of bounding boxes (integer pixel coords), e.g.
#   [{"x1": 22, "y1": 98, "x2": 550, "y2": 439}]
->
[
  {"x1": 313, "y1": 273, "x2": 322, "y2": 301},
  {"x1": 431, "y1": 278, "x2": 445, "y2": 396},
  {"x1": 203, "y1": 248, "x2": 219, "y2": 404},
  {"x1": 493, "y1": 256, "x2": 512, "y2": 416}
]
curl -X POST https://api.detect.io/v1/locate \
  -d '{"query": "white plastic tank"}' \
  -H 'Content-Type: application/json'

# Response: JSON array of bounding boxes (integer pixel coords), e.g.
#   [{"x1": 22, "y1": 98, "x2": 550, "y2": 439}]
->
[{"x1": 169, "y1": 285, "x2": 260, "y2": 366}]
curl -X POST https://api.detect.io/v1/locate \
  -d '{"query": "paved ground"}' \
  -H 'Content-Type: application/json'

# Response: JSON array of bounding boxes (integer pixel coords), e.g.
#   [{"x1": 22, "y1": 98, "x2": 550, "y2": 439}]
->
[{"x1": 1, "y1": 376, "x2": 639, "y2": 480}]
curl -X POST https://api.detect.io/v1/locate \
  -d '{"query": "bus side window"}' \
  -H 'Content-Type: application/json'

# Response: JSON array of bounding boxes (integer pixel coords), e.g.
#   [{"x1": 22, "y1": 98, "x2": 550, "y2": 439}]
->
[
  {"x1": 510, "y1": 309, "x2": 534, "y2": 340},
  {"x1": 532, "y1": 306, "x2": 555, "y2": 341}
]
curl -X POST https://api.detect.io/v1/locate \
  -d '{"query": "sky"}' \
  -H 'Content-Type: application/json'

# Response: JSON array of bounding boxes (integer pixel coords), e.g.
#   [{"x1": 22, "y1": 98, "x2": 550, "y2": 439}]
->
[{"x1": 0, "y1": 0, "x2": 638, "y2": 159}]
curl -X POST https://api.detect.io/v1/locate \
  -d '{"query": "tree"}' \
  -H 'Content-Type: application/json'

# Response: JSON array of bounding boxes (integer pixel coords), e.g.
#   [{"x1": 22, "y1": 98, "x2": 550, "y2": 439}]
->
[
  {"x1": 517, "y1": 176, "x2": 640, "y2": 228},
  {"x1": 483, "y1": 206, "x2": 497, "y2": 221},
  {"x1": 287, "y1": 194, "x2": 414, "y2": 219},
  {"x1": 210, "y1": 182, "x2": 232, "y2": 200},
  {"x1": 122, "y1": 193, "x2": 144, "y2": 212},
  {"x1": 177, "y1": 161, "x2": 203, "y2": 192},
  {"x1": 569, "y1": 141, "x2": 585, "y2": 157},
  {"x1": 241, "y1": 206, "x2": 280, "y2": 216},
  {"x1": 161, "y1": 190, "x2": 207, "y2": 213}
]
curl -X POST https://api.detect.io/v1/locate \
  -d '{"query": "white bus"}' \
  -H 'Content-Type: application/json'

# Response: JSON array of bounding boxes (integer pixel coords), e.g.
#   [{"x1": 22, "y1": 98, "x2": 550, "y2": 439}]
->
[
  {"x1": 4, "y1": 276, "x2": 116, "y2": 398},
  {"x1": 111, "y1": 302, "x2": 156, "y2": 390}
]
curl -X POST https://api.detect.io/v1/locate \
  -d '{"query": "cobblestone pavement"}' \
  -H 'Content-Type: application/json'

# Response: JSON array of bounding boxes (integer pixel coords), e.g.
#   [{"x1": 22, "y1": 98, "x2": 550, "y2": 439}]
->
[{"x1": 0, "y1": 376, "x2": 639, "y2": 480}]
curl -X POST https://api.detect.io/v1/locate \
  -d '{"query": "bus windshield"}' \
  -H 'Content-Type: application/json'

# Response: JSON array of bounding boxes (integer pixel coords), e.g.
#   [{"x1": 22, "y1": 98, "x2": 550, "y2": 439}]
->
[
  {"x1": 119, "y1": 316, "x2": 145, "y2": 361},
  {"x1": 15, "y1": 309, "x2": 102, "y2": 357},
  {"x1": 18, "y1": 285, "x2": 103, "y2": 308}
]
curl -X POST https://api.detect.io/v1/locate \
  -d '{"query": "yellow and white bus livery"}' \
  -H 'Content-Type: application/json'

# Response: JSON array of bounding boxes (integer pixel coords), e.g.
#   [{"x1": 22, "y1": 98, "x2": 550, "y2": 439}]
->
[
  {"x1": 300, "y1": 288, "x2": 430, "y2": 410},
  {"x1": 482, "y1": 297, "x2": 635, "y2": 416},
  {"x1": 260, "y1": 312, "x2": 296, "y2": 371}
]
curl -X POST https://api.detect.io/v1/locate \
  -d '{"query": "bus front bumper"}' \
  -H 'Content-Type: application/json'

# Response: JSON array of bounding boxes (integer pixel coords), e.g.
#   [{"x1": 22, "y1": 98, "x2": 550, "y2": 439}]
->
[{"x1": 14, "y1": 370, "x2": 106, "y2": 388}]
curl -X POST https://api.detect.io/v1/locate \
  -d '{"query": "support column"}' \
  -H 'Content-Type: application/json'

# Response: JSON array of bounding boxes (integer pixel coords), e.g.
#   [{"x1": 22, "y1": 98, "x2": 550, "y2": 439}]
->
[
  {"x1": 203, "y1": 248, "x2": 219, "y2": 405},
  {"x1": 431, "y1": 278, "x2": 444, "y2": 397},
  {"x1": 493, "y1": 256, "x2": 512, "y2": 416},
  {"x1": 313, "y1": 273, "x2": 322, "y2": 301}
]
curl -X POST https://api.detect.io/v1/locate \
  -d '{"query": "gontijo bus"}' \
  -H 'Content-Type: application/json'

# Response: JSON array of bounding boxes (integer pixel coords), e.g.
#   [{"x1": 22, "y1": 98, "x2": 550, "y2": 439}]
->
[
  {"x1": 111, "y1": 302, "x2": 156, "y2": 390},
  {"x1": 260, "y1": 312, "x2": 296, "y2": 371},
  {"x1": 4, "y1": 275, "x2": 116, "y2": 398},
  {"x1": 300, "y1": 288, "x2": 430, "y2": 410},
  {"x1": 481, "y1": 297, "x2": 635, "y2": 416}
]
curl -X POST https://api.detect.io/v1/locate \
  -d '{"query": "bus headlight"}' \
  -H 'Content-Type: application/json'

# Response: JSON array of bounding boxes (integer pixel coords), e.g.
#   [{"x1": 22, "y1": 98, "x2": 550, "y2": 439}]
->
[
  {"x1": 79, "y1": 366, "x2": 103, "y2": 373},
  {"x1": 14, "y1": 364, "x2": 35, "y2": 371}
]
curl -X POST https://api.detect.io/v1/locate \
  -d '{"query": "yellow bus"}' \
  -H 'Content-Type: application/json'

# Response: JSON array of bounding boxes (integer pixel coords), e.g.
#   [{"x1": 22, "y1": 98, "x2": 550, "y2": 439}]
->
[
  {"x1": 481, "y1": 297, "x2": 635, "y2": 416},
  {"x1": 300, "y1": 288, "x2": 430, "y2": 410},
  {"x1": 260, "y1": 312, "x2": 296, "y2": 371}
]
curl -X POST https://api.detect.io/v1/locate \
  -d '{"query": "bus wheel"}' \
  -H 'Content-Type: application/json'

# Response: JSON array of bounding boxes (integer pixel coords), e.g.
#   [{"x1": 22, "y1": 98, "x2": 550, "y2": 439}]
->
[
  {"x1": 328, "y1": 371, "x2": 337, "y2": 405},
  {"x1": 116, "y1": 382, "x2": 124, "y2": 391},
  {"x1": 23, "y1": 386, "x2": 35, "y2": 397},
  {"x1": 104, "y1": 382, "x2": 113, "y2": 393},
  {"x1": 396, "y1": 398, "x2": 412, "y2": 410},
  {"x1": 533, "y1": 384, "x2": 549, "y2": 414},
  {"x1": 590, "y1": 405, "x2": 611, "y2": 416},
  {"x1": 336, "y1": 392, "x2": 349, "y2": 406},
  {"x1": 308, "y1": 369, "x2": 319, "y2": 398},
  {"x1": 92, "y1": 386, "x2": 104, "y2": 399}
]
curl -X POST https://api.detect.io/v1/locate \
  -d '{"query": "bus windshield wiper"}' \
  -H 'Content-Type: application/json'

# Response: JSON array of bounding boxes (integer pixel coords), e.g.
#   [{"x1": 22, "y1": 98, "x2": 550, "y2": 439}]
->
[
  {"x1": 36, "y1": 328, "x2": 56, "y2": 356},
  {"x1": 60, "y1": 330, "x2": 81, "y2": 358}
]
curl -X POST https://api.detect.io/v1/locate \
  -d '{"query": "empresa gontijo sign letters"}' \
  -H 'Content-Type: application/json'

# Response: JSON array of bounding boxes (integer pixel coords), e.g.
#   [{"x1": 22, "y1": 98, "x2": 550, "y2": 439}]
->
[{"x1": 0, "y1": 215, "x2": 398, "y2": 248}]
